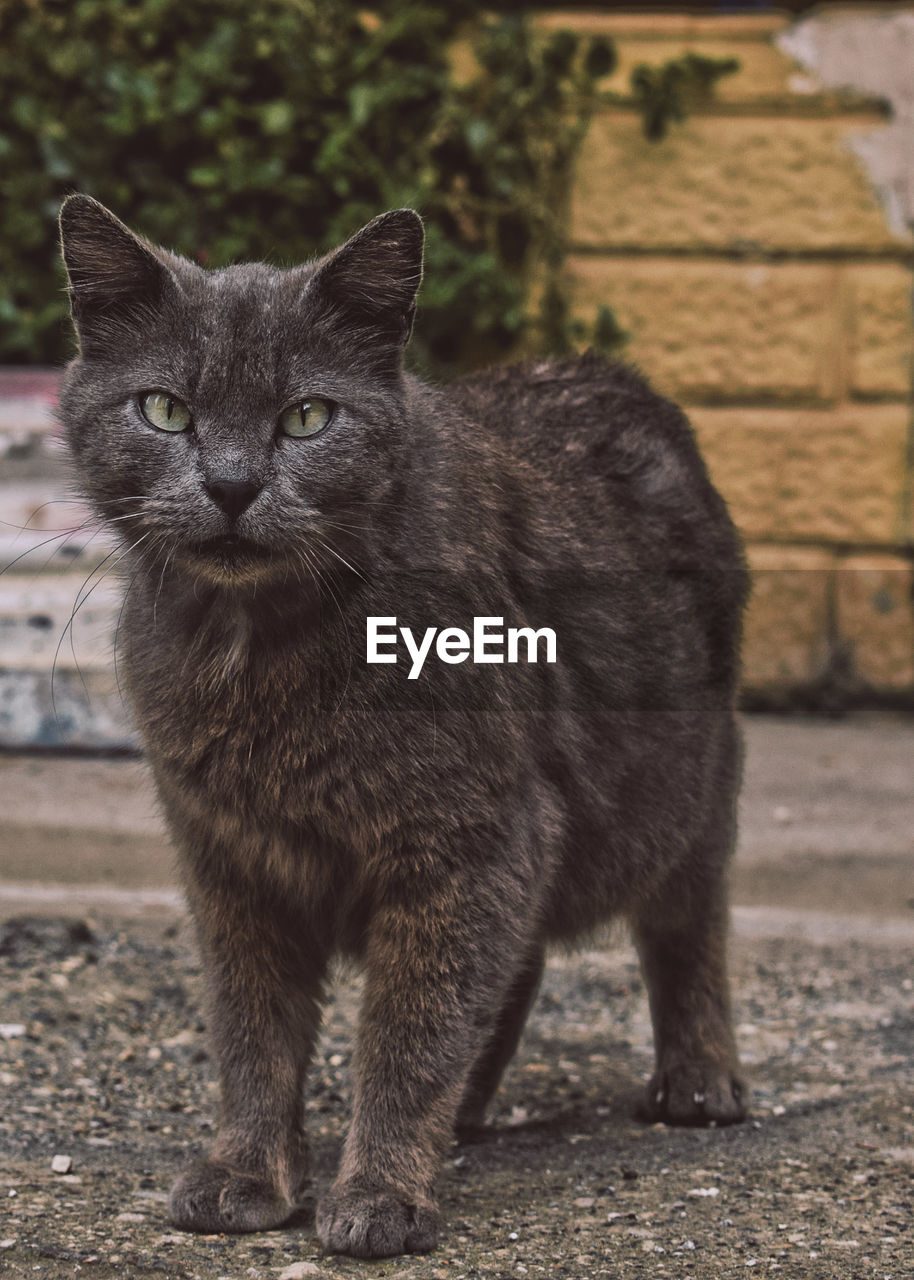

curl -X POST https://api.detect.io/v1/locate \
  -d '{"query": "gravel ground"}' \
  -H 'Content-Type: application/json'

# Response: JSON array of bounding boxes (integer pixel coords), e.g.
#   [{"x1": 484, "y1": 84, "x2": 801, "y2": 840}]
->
[{"x1": 1, "y1": 911, "x2": 911, "y2": 1280}]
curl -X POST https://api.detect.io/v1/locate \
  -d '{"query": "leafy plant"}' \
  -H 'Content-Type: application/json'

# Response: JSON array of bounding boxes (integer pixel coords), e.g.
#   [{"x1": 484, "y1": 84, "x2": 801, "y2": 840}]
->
[
  {"x1": 631, "y1": 52, "x2": 740, "y2": 142},
  {"x1": 0, "y1": 1, "x2": 737, "y2": 371},
  {"x1": 0, "y1": 0, "x2": 616, "y2": 372}
]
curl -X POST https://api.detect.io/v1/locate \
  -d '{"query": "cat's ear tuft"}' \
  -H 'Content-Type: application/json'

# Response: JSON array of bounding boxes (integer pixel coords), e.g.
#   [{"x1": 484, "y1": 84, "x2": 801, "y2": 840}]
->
[
  {"x1": 306, "y1": 209, "x2": 425, "y2": 355},
  {"x1": 59, "y1": 195, "x2": 177, "y2": 352}
]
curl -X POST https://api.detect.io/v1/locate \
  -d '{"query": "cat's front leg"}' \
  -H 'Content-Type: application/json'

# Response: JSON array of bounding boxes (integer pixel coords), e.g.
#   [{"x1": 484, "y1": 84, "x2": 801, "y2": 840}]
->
[
  {"x1": 169, "y1": 883, "x2": 327, "y2": 1234},
  {"x1": 317, "y1": 869, "x2": 530, "y2": 1258}
]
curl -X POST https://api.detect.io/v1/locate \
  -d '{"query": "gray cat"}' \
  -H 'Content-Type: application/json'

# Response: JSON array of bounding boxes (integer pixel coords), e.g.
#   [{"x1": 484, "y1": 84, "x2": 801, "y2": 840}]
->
[{"x1": 58, "y1": 194, "x2": 748, "y2": 1259}]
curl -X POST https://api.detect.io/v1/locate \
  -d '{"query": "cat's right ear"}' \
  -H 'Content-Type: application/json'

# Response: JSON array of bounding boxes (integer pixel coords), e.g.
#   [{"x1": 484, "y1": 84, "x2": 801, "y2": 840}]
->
[
  {"x1": 59, "y1": 195, "x2": 178, "y2": 354},
  {"x1": 305, "y1": 209, "x2": 424, "y2": 366}
]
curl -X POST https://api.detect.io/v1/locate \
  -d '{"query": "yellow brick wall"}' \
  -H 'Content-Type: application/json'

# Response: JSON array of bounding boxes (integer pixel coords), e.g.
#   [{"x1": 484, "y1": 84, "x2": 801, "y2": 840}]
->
[{"x1": 553, "y1": 9, "x2": 914, "y2": 703}]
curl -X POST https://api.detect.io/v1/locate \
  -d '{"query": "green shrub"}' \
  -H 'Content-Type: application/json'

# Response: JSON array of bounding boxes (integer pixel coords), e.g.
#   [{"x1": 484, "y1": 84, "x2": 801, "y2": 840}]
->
[
  {"x1": 631, "y1": 52, "x2": 742, "y2": 141},
  {"x1": 0, "y1": 0, "x2": 616, "y2": 373}
]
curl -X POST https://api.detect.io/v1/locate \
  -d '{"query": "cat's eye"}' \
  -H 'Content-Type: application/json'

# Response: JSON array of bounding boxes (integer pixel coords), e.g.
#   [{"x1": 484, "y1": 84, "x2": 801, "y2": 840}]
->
[
  {"x1": 139, "y1": 392, "x2": 192, "y2": 433},
  {"x1": 278, "y1": 398, "x2": 333, "y2": 439}
]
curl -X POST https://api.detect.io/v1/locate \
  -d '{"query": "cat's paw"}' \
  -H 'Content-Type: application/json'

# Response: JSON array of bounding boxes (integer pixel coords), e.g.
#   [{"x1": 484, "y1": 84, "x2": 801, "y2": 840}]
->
[
  {"x1": 642, "y1": 1060, "x2": 746, "y2": 1127},
  {"x1": 169, "y1": 1159, "x2": 296, "y2": 1233},
  {"x1": 316, "y1": 1184, "x2": 441, "y2": 1258},
  {"x1": 454, "y1": 1098, "x2": 489, "y2": 1138}
]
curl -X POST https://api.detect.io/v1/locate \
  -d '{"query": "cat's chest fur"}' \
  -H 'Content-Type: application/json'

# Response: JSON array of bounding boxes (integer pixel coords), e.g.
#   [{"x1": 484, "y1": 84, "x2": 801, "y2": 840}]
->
[
  {"x1": 127, "y1": 596, "x2": 367, "y2": 824},
  {"x1": 123, "y1": 580, "x2": 528, "y2": 863}
]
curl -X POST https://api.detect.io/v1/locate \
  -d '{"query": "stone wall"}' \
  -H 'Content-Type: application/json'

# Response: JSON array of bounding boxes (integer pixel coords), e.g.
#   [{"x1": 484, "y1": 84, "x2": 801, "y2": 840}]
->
[
  {"x1": 552, "y1": 8, "x2": 914, "y2": 704},
  {"x1": 2, "y1": 7, "x2": 913, "y2": 749}
]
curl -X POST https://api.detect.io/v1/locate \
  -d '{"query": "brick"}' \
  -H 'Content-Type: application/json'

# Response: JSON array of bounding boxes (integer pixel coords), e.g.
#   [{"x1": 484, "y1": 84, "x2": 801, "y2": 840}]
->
[
  {"x1": 690, "y1": 406, "x2": 909, "y2": 545},
  {"x1": 589, "y1": 37, "x2": 811, "y2": 105},
  {"x1": 742, "y1": 545, "x2": 834, "y2": 689},
  {"x1": 847, "y1": 264, "x2": 913, "y2": 398},
  {"x1": 534, "y1": 13, "x2": 788, "y2": 40},
  {"x1": 565, "y1": 257, "x2": 842, "y2": 402},
  {"x1": 836, "y1": 555, "x2": 914, "y2": 690},
  {"x1": 0, "y1": 576, "x2": 121, "y2": 675},
  {"x1": 0, "y1": 669, "x2": 134, "y2": 750},
  {"x1": 459, "y1": 17, "x2": 793, "y2": 101},
  {"x1": 570, "y1": 113, "x2": 909, "y2": 254}
]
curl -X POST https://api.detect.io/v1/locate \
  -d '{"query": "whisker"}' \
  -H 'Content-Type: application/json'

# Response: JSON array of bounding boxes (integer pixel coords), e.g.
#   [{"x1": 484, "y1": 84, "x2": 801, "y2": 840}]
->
[
  {"x1": 61, "y1": 541, "x2": 133, "y2": 705},
  {"x1": 312, "y1": 536, "x2": 367, "y2": 583},
  {"x1": 51, "y1": 532, "x2": 154, "y2": 729},
  {"x1": 0, "y1": 514, "x2": 88, "y2": 536},
  {"x1": 0, "y1": 520, "x2": 102, "y2": 578},
  {"x1": 333, "y1": 498, "x2": 399, "y2": 510},
  {"x1": 0, "y1": 493, "x2": 150, "y2": 538},
  {"x1": 113, "y1": 535, "x2": 171, "y2": 697},
  {"x1": 98, "y1": 511, "x2": 148, "y2": 526},
  {"x1": 152, "y1": 540, "x2": 177, "y2": 630},
  {"x1": 315, "y1": 519, "x2": 374, "y2": 537},
  {"x1": 307, "y1": 543, "x2": 355, "y2": 716}
]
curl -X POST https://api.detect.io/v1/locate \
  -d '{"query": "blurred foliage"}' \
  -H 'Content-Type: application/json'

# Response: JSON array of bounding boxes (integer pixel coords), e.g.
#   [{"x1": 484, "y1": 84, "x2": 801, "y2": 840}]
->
[
  {"x1": 0, "y1": 0, "x2": 735, "y2": 372},
  {"x1": 632, "y1": 52, "x2": 740, "y2": 141},
  {"x1": 0, "y1": 0, "x2": 607, "y2": 371}
]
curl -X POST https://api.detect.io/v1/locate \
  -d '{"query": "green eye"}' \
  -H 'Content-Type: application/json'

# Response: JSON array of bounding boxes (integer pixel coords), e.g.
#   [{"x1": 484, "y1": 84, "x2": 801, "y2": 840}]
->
[
  {"x1": 279, "y1": 398, "x2": 333, "y2": 438},
  {"x1": 140, "y1": 392, "x2": 192, "y2": 433}
]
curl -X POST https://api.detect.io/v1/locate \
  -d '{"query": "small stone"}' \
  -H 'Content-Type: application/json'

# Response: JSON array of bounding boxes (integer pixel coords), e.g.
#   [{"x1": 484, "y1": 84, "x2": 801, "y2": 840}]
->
[
  {"x1": 161, "y1": 1029, "x2": 196, "y2": 1048},
  {"x1": 276, "y1": 1264, "x2": 321, "y2": 1279},
  {"x1": 51, "y1": 1155, "x2": 72, "y2": 1174},
  {"x1": 0, "y1": 1025, "x2": 25, "y2": 1039}
]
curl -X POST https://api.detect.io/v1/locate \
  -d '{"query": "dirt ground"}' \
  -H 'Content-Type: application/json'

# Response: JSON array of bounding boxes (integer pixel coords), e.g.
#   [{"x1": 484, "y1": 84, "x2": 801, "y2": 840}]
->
[
  {"x1": 1, "y1": 716, "x2": 912, "y2": 1278},
  {"x1": 0, "y1": 910, "x2": 911, "y2": 1280}
]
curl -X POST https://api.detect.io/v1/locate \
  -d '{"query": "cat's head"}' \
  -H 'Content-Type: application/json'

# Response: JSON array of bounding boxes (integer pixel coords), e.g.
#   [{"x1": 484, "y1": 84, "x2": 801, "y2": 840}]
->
[{"x1": 58, "y1": 195, "x2": 424, "y2": 588}]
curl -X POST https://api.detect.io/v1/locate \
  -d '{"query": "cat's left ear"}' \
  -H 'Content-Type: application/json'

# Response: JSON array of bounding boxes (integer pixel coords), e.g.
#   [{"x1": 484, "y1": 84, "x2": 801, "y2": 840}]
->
[
  {"x1": 306, "y1": 209, "x2": 424, "y2": 355},
  {"x1": 59, "y1": 195, "x2": 181, "y2": 354}
]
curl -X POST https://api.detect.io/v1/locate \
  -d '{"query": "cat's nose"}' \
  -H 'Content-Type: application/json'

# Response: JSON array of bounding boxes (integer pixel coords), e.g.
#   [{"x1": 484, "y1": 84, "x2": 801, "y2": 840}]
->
[{"x1": 204, "y1": 477, "x2": 262, "y2": 520}]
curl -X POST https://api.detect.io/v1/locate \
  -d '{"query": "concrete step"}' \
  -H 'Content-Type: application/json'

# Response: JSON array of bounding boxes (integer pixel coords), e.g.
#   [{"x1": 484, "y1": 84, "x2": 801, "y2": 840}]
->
[
  {"x1": 0, "y1": 369, "x2": 133, "y2": 748},
  {"x1": 0, "y1": 574, "x2": 134, "y2": 750},
  {"x1": 0, "y1": 480, "x2": 111, "y2": 575},
  {"x1": 0, "y1": 717, "x2": 911, "y2": 925}
]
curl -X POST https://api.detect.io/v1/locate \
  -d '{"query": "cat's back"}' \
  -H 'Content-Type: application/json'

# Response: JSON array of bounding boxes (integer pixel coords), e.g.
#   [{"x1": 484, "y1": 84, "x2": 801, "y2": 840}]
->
[
  {"x1": 451, "y1": 351, "x2": 743, "y2": 578},
  {"x1": 453, "y1": 353, "x2": 713, "y2": 500}
]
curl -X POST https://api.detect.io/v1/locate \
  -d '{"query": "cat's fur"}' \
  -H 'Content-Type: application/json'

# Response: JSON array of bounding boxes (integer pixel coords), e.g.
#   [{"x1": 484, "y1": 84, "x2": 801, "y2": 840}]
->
[{"x1": 59, "y1": 195, "x2": 748, "y2": 1259}]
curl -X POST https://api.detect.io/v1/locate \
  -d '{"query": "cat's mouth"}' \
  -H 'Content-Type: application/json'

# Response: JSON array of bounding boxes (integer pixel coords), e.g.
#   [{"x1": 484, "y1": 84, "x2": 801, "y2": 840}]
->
[{"x1": 184, "y1": 533, "x2": 277, "y2": 580}]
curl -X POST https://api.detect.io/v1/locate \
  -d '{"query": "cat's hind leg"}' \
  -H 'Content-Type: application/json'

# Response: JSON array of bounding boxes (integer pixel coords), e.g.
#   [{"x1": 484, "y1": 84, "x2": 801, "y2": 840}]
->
[
  {"x1": 630, "y1": 810, "x2": 746, "y2": 1127},
  {"x1": 455, "y1": 944, "x2": 545, "y2": 1133}
]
